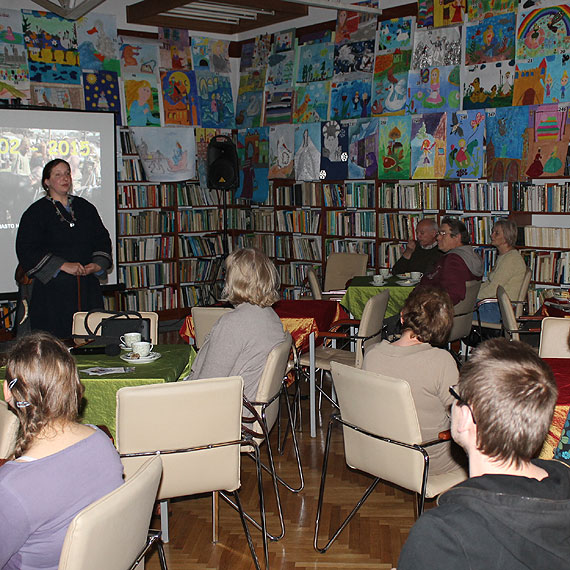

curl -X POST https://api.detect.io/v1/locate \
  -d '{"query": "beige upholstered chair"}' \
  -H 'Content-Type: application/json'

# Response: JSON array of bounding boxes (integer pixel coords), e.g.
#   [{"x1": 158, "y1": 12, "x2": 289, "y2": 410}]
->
[
  {"x1": 72, "y1": 311, "x2": 159, "y2": 344},
  {"x1": 58, "y1": 455, "x2": 166, "y2": 570},
  {"x1": 116, "y1": 377, "x2": 268, "y2": 569},
  {"x1": 191, "y1": 306, "x2": 233, "y2": 348},
  {"x1": 497, "y1": 286, "x2": 542, "y2": 344},
  {"x1": 314, "y1": 362, "x2": 467, "y2": 553},
  {"x1": 539, "y1": 317, "x2": 570, "y2": 358},
  {"x1": 448, "y1": 280, "x2": 481, "y2": 343},
  {"x1": 323, "y1": 252, "x2": 368, "y2": 292},
  {"x1": 0, "y1": 400, "x2": 18, "y2": 459}
]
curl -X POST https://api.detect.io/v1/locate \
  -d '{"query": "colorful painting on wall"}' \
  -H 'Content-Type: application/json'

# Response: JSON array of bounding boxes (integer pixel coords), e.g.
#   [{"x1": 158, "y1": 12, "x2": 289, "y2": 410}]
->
[
  {"x1": 252, "y1": 35, "x2": 272, "y2": 70},
  {"x1": 209, "y1": 40, "x2": 231, "y2": 74},
  {"x1": 264, "y1": 88, "x2": 294, "y2": 125},
  {"x1": 445, "y1": 110, "x2": 485, "y2": 179},
  {"x1": 433, "y1": 0, "x2": 465, "y2": 28},
  {"x1": 347, "y1": 117, "x2": 379, "y2": 179},
  {"x1": 467, "y1": 0, "x2": 515, "y2": 22},
  {"x1": 274, "y1": 29, "x2": 294, "y2": 53},
  {"x1": 294, "y1": 122, "x2": 321, "y2": 181},
  {"x1": 239, "y1": 69, "x2": 265, "y2": 95},
  {"x1": 335, "y1": 8, "x2": 377, "y2": 45},
  {"x1": 407, "y1": 65, "x2": 460, "y2": 114},
  {"x1": 296, "y1": 42, "x2": 334, "y2": 83},
  {"x1": 266, "y1": 50, "x2": 295, "y2": 87},
  {"x1": 123, "y1": 73, "x2": 161, "y2": 127},
  {"x1": 120, "y1": 39, "x2": 158, "y2": 75},
  {"x1": 76, "y1": 12, "x2": 120, "y2": 73},
  {"x1": 376, "y1": 16, "x2": 415, "y2": 54},
  {"x1": 191, "y1": 37, "x2": 210, "y2": 69},
  {"x1": 410, "y1": 112, "x2": 447, "y2": 179},
  {"x1": 465, "y1": 12, "x2": 516, "y2": 65},
  {"x1": 83, "y1": 71, "x2": 121, "y2": 122},
  {"x1": 293, "y1": 81, "x2": 330, "y2": 123},
  {"x1": 158, "y1": 27, "x2": 190, "y2": 70},
  {"x1": 377, "y1": 114, "x2": 412, "y2": 179},
  {"x1": 30, "y1": 82, "x2": 84, "y2": 109},
  {"x1": 372, "y1": 50, "x2": 410, "y2": 116},
  {"x1": 334, "y1": 39, "x2": 375, "y2": 76},
  {"x1": 513, "y1": 55, "x2": 570, "y2": 106},
  {"x1": 195, "y1": 71, "x2": 234, "y2": 129},
  {"x1": 269, "y1": 124, "x2": 295, "y2": 179},
  {"x1": 412, "y1": 26, "x2": 461, "y2": 69},
  {"x1": 462, "y1": 60, "x2": 515, "y2": 109},
  {"x1": 131, "y1": 126, "x2": 196, "y2": 182},
  {"x1": 0, "y1": 8, "x2": 29, "y2": 101},
  {"x1": 235, "y1": 89, "x2": 263, "y2": 128},
  {"x1": 330, "y1": 75, "x2": 372, "y2": 121},
  {"x1": 160, "y1": 70, "x2": 200, "y2": 126},
  {"x1": 320, "y1": 120, "x2": 349, "y2": 180},
  {"x1": 417, "y1": 0, "x2": 434, "y2": 28},
  {"x1": 236, "y1": 127, "x2": 269, "y2": 202}
]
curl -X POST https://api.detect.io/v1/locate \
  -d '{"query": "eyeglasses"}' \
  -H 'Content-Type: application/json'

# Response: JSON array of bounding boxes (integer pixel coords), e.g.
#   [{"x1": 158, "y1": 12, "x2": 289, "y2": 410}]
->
[
  {"x1": 449, "y1": 385, "x2": 477, "y2": 424},
  {"x1": 438, "y1": 230, "x2": 454, "y2": 237}
]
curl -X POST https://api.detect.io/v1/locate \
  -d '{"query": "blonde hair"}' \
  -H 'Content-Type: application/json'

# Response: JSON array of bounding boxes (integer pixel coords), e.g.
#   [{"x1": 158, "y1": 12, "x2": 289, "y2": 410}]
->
[
  {"x1": 5, "y1": 332, "x2": 84, "y2": 459},
  {"x1": 125, "y1": 79, "x2": 154, "y2": 110},
  {"x1": 222, "y1": 248, "x2": 280, "y2": 307}
]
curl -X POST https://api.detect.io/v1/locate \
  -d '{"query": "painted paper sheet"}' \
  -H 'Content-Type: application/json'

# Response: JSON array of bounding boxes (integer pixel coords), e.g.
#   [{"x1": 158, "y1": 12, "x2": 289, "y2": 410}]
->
[
  {"x1": 0, "y1": 8, "x2": 29, "y2": 100},
  {"x1": 408, "y1": 65, "x2": 460, "y2": 114},
  {"x1": 239, "y1": 41, "x2": 254, "y2": 71},
  {"x1": 274, "y1": 30, "x2": 294, "y2": 53},
  {"x1": 517, "y1": 3, "x2": 570, "y2": 60},
  {"x1": 210, "y1": 40, "x2": 231, "y2": 74},
  {"x1": 294, "y1": 123, "x2": 321, "y2": 181},
  {"x1": 434, "y1": 0, "x2": 465, "y2": 28},
  {"x1": 131, "y1": 126, "x2": 196, "y2": 182},
  {"x1": 30, "y1": 82, "x2": 84, "y2": 109},
  {"x1": 293, "y1": 81, "x2": 330, "y2": 123},
  {"x1": 412, "y1": 26, "x2": 461, "y2": 69},
  {"x1": 76, "y1": 12, "x2": 120, "y2": 73},
  {"x1": 82, "y1": 71, "x2": 121, "y2": 122},
  {"x1": 347, "y1": 118, "x2": 379, "y2": 179},
  {"x1": 252, "y1": 35, "x2": 272, "y2": 70},
  {"x1": 486, "y1": 106, "x2": 529, "y2": 181},
  {"x1": 158, "y1": 27, "x2": 190, "y2": 70},
  {"x1": 330, "y1": 75, "x2": 372, "y2": 121},
  {"x1": 195, "y1": 71, "x2": 234, "y2": 129},
  {"x1": 160, "y1": 70, "x2": 200, "y2": 126},
  {"x1": 376, "y1": 16, "x2": 415, "y2": 54},
  {"x1": 465, "y1": 13, "x2": 516, "y2": 65},
  {"x1": 264, "y1": 88, "x2": 293, "y2": 125},
  {"x1": 236, "y1": 127, "x2": 269, "y2": 202},
  {"x1": 377, "y1": 114, "x2": 412, "y2": 179},
  {"x1": 334, "y1": 39, "x2": 375, "y2": 76},
  {"x1": 22, "y1": 10, "x2": 80, "y2": 84},
  {"x1": 445, "y1": 110, "x2": 485, "y2": 179},
  {"x1": 296, "y1": 42, "x2": 334, "y2": 83},
  {"x1": 235, "y1": 89, "x2": 263, "y2": 128},
  {"x1": 335, "y1": 8, "x2": 377, "y2": 45},
  {"x1": 119, "y1": 39, "x2": 158, "y2": 75},
  {"x1": 410, "y1": 112, "x2": 447, "y2": 179},
  {"x1": 238, "y1": 70, "x2": 265, "y2": 95},
  {"x1": 266, "y1": 50, "x2": 294, "y2": 87},
  {"x1": 269, "y1": 124, "x2": 294, "y2": 179},
  {"x1": 468, "y1": 0, "x2": 515, "y2": 22},
  {"x1": 372, "y1": 50, "x2": 410, "y2": 116},
  {"x1": 417, "y1": 0, "x2": 434, "y2": 28},
  {"x1": 123, "y1": 73, "x2": 161, "y2": 126},
  {"x1": 320, "y1": 120, "x2": 349, "y2": 180},
  {"x1": 513, "y1": 55, "x2": 570, "y2": 106},
  {"x1": 463, "y1": 60, "x2": 515, "y2": 109},
  {"x1": 191, "y1": 37, "x2": 210, "y2": 69}
]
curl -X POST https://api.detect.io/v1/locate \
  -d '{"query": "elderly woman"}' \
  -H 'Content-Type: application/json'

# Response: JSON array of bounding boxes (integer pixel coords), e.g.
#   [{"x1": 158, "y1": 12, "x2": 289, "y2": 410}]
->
[
  {"x1": 187, "y1": 248, "x2": 287, "y2": 402},
  {"x1": 477, "y1": 218, "x2": 527, "y2": 324},
  {"x1": 0, "y1": 332, "x2": 124, "y2": 570},
  {"x1": 362, "y1": 287, "x2": 467, "y2": 475}
]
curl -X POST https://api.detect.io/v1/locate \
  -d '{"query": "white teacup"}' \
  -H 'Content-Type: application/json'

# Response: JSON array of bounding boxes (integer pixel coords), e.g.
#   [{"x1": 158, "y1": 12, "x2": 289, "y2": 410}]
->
[
  {"x1": 380, "y1": 268, "x2": 390, "y2": 278},
  {"x1": 372, "y1": 275, "x2": 384, "y2": 286},
  {"x1": 411, "y1": 271, "x2": 423, "y2": 281},
  {"x1": 131, "y1": 341, "x2": 153, "y2": 357},
  {"x1": 120, "y1": 332, "x2": 142, "y2": 348}
]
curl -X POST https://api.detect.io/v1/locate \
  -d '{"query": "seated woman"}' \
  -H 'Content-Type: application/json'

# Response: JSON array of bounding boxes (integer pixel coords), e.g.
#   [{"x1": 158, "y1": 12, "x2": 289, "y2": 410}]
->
[
  {"x1": 362, "y1": 288, "x2": 467, "y2": 475},
  {"x1": 477, "y1": 218, "x2": 527, "y2": 324},
  {"x1": 187, "y1": 248, "x2": 287, "y2": 402},
  {"x1": 0, "y1": 332, "x2": 124, "y2": 570}
]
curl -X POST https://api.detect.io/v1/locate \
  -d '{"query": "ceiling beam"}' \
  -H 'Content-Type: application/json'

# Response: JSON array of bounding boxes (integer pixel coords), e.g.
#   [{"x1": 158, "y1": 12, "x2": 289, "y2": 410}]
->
[{"x1": 30, "y1": 0, "x2": 107, "y2": 20}]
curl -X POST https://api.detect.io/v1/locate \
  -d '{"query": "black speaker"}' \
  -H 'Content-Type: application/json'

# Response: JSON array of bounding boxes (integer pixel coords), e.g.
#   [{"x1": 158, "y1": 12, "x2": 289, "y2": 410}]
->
[{"x1": 207, "y1": 135, "x2": 239, "y2": 190}]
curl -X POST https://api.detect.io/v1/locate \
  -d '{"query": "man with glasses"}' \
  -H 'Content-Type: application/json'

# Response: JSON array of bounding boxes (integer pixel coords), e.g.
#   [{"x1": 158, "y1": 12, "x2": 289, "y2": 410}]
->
[
  {"x1": 392, "y1": 218, "x2": 443, "y2": 275},
  {"x1": 398, "y1": 338, "x2": 570, "y2": 570},
  {"x1": 417, "y1": 216, "x2": 483, "y2": 304}
]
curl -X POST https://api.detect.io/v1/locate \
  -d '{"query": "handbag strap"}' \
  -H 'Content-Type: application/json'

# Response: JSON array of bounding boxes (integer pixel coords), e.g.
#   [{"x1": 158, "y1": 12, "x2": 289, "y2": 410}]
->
[{"x1": 84, "y1": 309, "x2": 144, "y2": 337}]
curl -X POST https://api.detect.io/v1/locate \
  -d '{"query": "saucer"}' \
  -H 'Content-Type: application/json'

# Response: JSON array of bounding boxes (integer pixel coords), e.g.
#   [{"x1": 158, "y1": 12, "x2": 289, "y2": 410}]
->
[
  {"x1": 397, "y1": 279, "x2": 420, "y2": 287},
  {"x1": 120, "y1": 352, "x2": 161, "y2": 364},
  {"x1": 119, "y1": 343, "x2": 133, "y2": 352}
]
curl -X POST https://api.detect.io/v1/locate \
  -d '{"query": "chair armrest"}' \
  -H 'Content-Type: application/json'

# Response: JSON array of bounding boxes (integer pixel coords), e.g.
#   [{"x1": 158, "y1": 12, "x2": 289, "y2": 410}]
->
[
  {"x1": 476, "y1": 298, "x2": 498, "y2": 308},
  {"x1": 422, "y1": 430, "x2": 452, "y2": 447}
]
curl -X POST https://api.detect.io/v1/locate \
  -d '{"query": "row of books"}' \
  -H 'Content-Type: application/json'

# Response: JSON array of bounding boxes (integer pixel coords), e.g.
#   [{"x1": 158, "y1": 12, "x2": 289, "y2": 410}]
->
[
  {"x1": 227, "y1": 209, "x2": 253, "y2": 231},
  {"x1": 378, "y1": 242, "x2": 406, "y2": 269},
  {"x1": 325, "y1": 211, "x2": 376, "y2": 237},
  {"x1": 118, "y1": 211, "x2": 175, "y2": 235},
  {"x1": 251, "y1": 209, "x2": 275, "y2": 232},
  {"x1": 235, "y1": 233, "x2": 275, "y2": 256},
  {"x1": 523, "y1": 226, "x2": 570, "y2": 249},
  {"x1": 276, "y1": 210, "x2": 321, "y2": 233},
  {"x1": 121, "y1": 286, "x2": 178, "y2": 312},
  {"x1": 117, "y1": 236, "x2": 174, "y2": 263},
  {"x1": 521, "y1": 250, "x2": 570, "y2": 285},
  {"x1": 118, "y1": 129, "x2": 137, "y2": 155},
  {"x1": 322, "y1": 181, "x2": 375, "y2": 208},
  {"x1": 118, "y1": 261, "x2": 176, "y2": 289},
  {"x1": 379, "y1": 213, "x2": 422, "y2": 241},
  {"x1": 463, "y1": 215, "x2": 505, "y2": 246},
  {"x1": 512, "y1": 182, "x2": 570, "y2": 213},
  {"x1": 180, "y1": 257, "x2": 223, "y2": 283},
  {"x1": 117, "y1": 184, "x2": 168, "y2": 209},
  {"x1": 473, "y1": 246, "x2": 497, "y2": 280},
  {"x1": 439, "y1": 182, "x2": 509, "y2": 212},
  {"x1": 178, "y1": 234, "x2": 224, "y2": 258},
  {"x1": 292, "y1": 236, "x2": 322, "y2": 261},
  {"x1": 325, "y1": 238, "x2": 376, "y2": 265},
  {"x1": 178, "y1": 184, "x2": 220, "y2": 207},
  {"x1": 117, "y1": 157, "x2": 145, "y2": 182},
  {"x1": 180, "y1": 284, "x2": 213, "y2": 308},
  {"x1": 178, "y1": 210, "x2": 221, "y2": 233},
  {"x1": 274, "y1": 182, "x2": 319, "y2": 206},
  {"x1": 379, "y1": 182, "x2": 438, "y2": 210}
]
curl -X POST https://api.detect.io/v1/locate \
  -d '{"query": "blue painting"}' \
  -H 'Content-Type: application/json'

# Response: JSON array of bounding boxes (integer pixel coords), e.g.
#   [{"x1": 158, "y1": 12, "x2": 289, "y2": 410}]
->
[
  {"x1": 408, "y1": 65, "x2": 460, "y2": 114},
  {"x1": 296, "y1": 42, "x2": 334, "y2": 83},
  {"x1": 348, "y1": 118, "x2": 379, "y2": 179},
  {"x1": 330, "y1": 75, "x2": 372, "y2": 120},
  {"x1": 445, "y1": 110, "x2": 485, "y2": 179},
  {"x1": 320, "y1": 120, "x2": 349, "y2": 180},
  {"x1": 236, "y1": 127, "x2": 270, "y2": 202},
  {"x1": 195, "y1": 71, "x2": 234, "y2": 129}
]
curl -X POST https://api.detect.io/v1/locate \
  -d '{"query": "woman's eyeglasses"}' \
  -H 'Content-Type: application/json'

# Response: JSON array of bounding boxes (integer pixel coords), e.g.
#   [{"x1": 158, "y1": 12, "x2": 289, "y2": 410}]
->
[
  {"x1": 449, "y1": 385, "x2": 477, "y2": 424},
  {"x1": 438, "y1": 230, "x2": 453, "y2": 236}
]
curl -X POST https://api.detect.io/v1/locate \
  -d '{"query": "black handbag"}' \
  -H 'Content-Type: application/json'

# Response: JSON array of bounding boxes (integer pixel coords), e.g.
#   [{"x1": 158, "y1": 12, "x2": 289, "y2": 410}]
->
[{"x1": 82, "y1": 309, "x2": 151, "y2": 345}]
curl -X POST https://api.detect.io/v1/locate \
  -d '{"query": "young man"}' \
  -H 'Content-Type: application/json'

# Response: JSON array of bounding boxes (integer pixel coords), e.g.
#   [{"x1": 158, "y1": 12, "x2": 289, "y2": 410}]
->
[
  {"x1": 398, "y1": 338, "x2": 570, "y2": 570},
  {"x1": 392, "y1": 218, "x2": 443, "y2": 275}
]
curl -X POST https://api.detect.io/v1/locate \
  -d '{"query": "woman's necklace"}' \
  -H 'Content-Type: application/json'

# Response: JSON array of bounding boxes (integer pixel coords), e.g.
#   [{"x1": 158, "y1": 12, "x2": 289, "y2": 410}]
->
[{"x1": 47, "y1": 195, "x2": 76, "y2": 228}]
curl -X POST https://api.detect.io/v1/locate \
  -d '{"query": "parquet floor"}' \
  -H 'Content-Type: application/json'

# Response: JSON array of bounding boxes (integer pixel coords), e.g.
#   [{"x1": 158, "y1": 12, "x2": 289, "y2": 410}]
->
[{"x1": 143, "y1": 333, "x2": 429, "y2": 570}]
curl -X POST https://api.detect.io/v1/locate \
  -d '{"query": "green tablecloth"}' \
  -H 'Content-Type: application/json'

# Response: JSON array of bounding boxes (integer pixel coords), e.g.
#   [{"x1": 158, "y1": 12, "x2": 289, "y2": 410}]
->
[{"x1": 341, "y1": 276, "x2": 415, "y2": 320}]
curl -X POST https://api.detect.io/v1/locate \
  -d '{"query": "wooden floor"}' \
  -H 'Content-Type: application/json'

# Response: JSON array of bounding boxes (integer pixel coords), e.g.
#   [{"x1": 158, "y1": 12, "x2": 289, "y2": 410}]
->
[{"x1": 144, "y1": 335, "x2": 425, "y2": 569}]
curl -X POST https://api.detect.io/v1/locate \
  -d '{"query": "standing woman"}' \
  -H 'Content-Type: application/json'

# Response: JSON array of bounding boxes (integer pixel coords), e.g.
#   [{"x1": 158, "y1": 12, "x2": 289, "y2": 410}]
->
[{"x1": 16, "y1": 158, "x2": 112, "y2": 338}]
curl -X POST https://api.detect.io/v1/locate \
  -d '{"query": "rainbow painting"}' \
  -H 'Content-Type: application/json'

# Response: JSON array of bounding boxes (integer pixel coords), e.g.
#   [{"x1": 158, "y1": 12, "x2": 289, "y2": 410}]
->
[{"x1": 517, "y1": 4, "x2": 570, "y2": 60}]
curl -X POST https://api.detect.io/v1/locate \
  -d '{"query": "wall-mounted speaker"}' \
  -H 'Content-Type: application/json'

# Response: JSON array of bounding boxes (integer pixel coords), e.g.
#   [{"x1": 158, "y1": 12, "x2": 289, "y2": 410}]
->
[{"x1": 207, "y1": 135, "x2": 239, "y2": 190}]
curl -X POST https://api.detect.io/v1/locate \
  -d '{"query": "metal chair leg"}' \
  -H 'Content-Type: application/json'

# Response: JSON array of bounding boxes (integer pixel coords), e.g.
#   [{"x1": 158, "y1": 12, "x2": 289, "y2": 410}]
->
[
  {"x1": 212, "y1": 491, "x2": 219, "y2": 542},
  {"x1": 160, "y1": 499, "x2": 169, "y2": 543}
]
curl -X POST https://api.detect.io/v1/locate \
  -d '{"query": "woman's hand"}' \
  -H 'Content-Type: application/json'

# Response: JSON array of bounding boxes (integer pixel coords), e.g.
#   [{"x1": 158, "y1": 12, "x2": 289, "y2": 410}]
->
[
  {"x1": 60, "y1": 262, "x2": 86, "y2": 276},
  {"x1": 84, "y1": 263, "x2": 102, "y2": 275}
]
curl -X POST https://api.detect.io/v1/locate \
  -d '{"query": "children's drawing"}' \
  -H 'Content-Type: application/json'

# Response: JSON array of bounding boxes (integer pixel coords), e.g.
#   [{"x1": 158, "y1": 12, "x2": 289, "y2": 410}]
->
[
  {"x1": 335, "y1": 8, "x2": 377, "y2": 45},
  {"x1": 463, "y1": 60, "x2": 515, "y2": 110},
  {"x1": 513, "y1": 55, "x2": 570, "y2": 106},
  {"x1": 417, "y1": 0, "x2": 434, "y2": 28},
  {"x1": 376, "y1": 16, "x2": 415, "y2": 54},
  {"x1": 434, "y1": 0, "x2": 465, "y2": 29},
  {"x1": 0, "y1": 9, "x2": 24, "y2": 44},
  {"x1": 333, "y1": 39, "x2": 375, "y2": 76},
  {"x1": 158, "y1": 27, "x2": 190, "y2": 70},
  {"x1": 465, "y1": 13, "x2": 516, "y2": 65},
  {"x1": 264, "y1": 88, "x2": 294, "y2": 125},
  {"x1": 83, "y1": 71, "x2": 121, "y2": 122},
  {"x1": 0, "y1": 9, "x2": 29, "y2": 101},
  {"x1": 235, "y1": 89, "x2": 263, "y2": 128},
  {"x1": 239, "y1": 41, "x2": 254, "y2": 71},
  {"x1": 236, "y1": 127, "x2": 269, "y2": 202},
  {"x1": 377, "y1": 114, "x2": 412, "y2": 179},
  {"x1": 347, "y1": 118, "x2": 379, "y2": 179},
  {"x1": 124, "y1": 73, "x2": 161, "y2": 127},
  {"x1": 517, "y1": 4, "x2": 570, "y2": 60},
  {"x1": 131, "y1": 127, "x2": 196, "y2": 182},
  {"x1": 412, "y1": 26, "x2": 461, "y2": 69},
  {"x1": 330, "y1": 75, "x2": 373, "y2": 121},
  {"x1": 210, "y1": 40, "x2": 231, "y2": 74},
  {"x1": 195, "y1": 71, "x2": 234, "y2": 129},
  {"x1": 266, "y1": 50, "x2": 294, "y2": 87},
  {"x1": 467, "y1": 0, "x2": 515, "y2": 22},
  {"x1": 296, "y1": 42, "x2": 334, "y2": 83},
  {"x1": 372, "y1": 50, "x2": 410, "y2": 116},
  {"x1": 160, "y1": 70, "x2": 200, "y2": 126},
  {"x1": 293, "y1": 81, "x2": 330, "y2": 123},
  {"x1": 274, "y1": 30, "x2": 294, "y2": 53},
  {"x1": 252, "y1": 35, "x2": 272, "y2": 70},
  {"x1": 411, "y1": 112, "x2": 447, "y2": 179},
  {"x1": 239, "y1": 70, "x2": 265, "y2": 95},
  {"x1": 269, "y1": 124, "x2": 295, "y2": 179},
  {"x1": 120, "y1": 39, "x2": 158, "y2": 75},
  {"x1": 408, "y1": 65, "x2": 460, "y2": 114},
  {"x1": 30, "y1": 82, "x2": 84, "y2": 109},
  {"x1": 320, "y1": 120, "x2": 349, "y2": 180},
  {"x1": 445, "y1": 110, "x2": 485, "y2": 179},
  {"x1": 76, "y1": 13, "x2": 119, "y2": 73},
  {"x1": 191, "y1": 37, "x2": 210, "y2": 69},
  {"x1": 294, "y1": 123, "x2": 321, "y2": 181}
]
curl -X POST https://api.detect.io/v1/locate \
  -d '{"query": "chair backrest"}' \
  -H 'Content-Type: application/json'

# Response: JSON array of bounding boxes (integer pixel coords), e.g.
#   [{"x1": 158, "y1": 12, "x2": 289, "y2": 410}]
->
[
  {"x1": 514, "y1": 267, "x2": 532, "y2": 319},
  {"x1": 448, "y1": 280, "x2": 481, "y2": 342},
  {"x1": 251, "y1": 334, "x2": 293, "y2": 435},
  {"x1": 307, "y1": 267, "x2": 322, "y2": 300},
  {"x1": 539, "y1": 317, "x2": 570, "y2": 358},
  {"x1": 323, "y1": 252, "x2": 368, "y2": 291},
  {"x1": 116, "y1": 376, "x2": 244, "y2": 499},
  {"x1": 497, "y1": 285, "x2": 519, "y2": 341},
  {"x1": 191, "y1": 306, "x2": 234, "y2": 348},
  {"x1": 330, "y1": 361, "x2": 427, "y2": 494},
  {"x1": 355, "y1": 290, "x2": 390, "y2": 368},
  {"x1": 72, "y1": 311, "x2": 159, "y2": 345},
  {"x1": 0, "y1": 400, "x2": 18, "y2": 459},
  {"x1": 58, "y1": 455, "x2": 162, "y2": 570}
]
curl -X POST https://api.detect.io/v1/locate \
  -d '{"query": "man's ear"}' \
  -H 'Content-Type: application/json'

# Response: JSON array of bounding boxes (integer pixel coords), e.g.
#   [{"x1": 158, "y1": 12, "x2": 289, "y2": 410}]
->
[
  {"x1": 453, "y1": 402, "x2": 474, "y2": 434},
  {"x1": 3, "y1": 380, "x2": 11, "y2": 404}
]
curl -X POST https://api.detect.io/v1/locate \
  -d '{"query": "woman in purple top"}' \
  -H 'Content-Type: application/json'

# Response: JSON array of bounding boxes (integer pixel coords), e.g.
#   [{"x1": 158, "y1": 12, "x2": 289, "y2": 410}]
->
[{"x1": 0, "y1": 332, "x2": 124, "y2": 570}]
